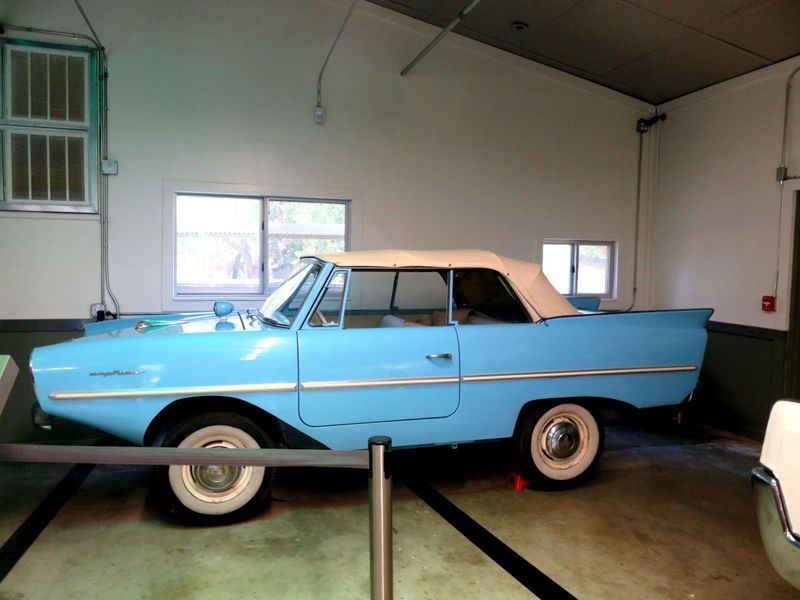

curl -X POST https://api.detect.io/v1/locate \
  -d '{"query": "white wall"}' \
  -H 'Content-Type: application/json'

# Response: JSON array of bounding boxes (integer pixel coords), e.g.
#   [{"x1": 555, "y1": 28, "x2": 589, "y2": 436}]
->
[
  {"x1": 0, "y1": 0, "x2": 651, "y2": 318},
  {"x1": 650, "y1": 56, "x2": 800, "y2": 330}
]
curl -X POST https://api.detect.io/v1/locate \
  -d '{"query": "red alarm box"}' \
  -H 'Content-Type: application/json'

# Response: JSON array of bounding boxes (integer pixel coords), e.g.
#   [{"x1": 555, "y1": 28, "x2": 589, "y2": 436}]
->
[{"x1": 762, "y1": 295, "x2": 776, "y2": 312}]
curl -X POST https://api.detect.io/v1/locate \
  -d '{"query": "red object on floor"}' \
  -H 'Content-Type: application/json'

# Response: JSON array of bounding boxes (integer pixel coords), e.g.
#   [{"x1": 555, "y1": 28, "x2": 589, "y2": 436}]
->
[{"x1": 506, "y1": 472, "x2": 530, "y2": 491}]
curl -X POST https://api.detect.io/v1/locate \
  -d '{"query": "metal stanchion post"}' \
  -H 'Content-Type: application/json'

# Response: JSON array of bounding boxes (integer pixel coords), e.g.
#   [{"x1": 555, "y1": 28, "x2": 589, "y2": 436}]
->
[{"x1": 369, "y1": 436, "x2": 393, "y2": 600}]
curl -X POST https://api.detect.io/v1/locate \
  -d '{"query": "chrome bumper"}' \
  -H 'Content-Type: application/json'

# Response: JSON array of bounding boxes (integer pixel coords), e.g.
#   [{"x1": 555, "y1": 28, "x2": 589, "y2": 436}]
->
[{"x1": 752, "y1": 466, "x2": 800, "y2": 589}]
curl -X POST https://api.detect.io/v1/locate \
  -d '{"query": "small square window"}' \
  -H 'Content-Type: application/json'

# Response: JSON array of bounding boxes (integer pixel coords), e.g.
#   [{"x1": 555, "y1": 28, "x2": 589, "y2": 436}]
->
[{"x1": 542, "y1": 240, "x2": 615, "y2": 298}]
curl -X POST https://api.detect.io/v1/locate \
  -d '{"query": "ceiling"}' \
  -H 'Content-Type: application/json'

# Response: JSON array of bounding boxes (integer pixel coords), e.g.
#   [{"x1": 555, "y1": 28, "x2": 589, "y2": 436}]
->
[{"x1": 367, "y1": 0, "x2": 800, "y2": 104}]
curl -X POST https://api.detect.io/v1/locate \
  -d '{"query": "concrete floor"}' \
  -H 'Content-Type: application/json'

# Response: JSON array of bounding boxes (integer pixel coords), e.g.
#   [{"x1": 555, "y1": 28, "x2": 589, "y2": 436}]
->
[{"x1": 0, "y1": 418, "x2": 799, "y2": 600}]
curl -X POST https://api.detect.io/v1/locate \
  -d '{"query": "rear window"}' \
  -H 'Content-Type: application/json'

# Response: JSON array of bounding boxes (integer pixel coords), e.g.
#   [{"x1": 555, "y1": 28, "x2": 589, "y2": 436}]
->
[{"x1": 452, "y1": 269, "x2": 530, "y2": 324}]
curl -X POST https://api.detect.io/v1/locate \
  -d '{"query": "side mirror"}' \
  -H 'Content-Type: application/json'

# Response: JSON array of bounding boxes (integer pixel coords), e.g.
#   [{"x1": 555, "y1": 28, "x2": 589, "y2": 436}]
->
[{"x1": 213, "y1": 301, "x2": 235, "y2": 319}]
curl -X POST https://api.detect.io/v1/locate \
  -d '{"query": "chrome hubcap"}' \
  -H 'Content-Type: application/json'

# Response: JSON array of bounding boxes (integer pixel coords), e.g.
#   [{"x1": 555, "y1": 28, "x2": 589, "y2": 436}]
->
[
  {"x1": 544, "y1": 420, "x2": 580, "y2": 459},
  {"x1": 182, "y1": 438, "x2": 253, "y2": 502},
  {"x1": 192, "y1": 464, "x2": 240, "y2": 492}
]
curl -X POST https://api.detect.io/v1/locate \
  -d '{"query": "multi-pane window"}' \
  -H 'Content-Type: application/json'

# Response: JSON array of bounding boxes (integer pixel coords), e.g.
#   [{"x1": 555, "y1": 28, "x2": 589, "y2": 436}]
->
[
  {"x1": 0, "y1": 42, "x2": 96, "y2": 211},
  {"x1": 542, "y1": 240, "x2": 615, "y2": 298},
  {"x1": 174, "y1": 193, "x2": 349, "y2": 297}
]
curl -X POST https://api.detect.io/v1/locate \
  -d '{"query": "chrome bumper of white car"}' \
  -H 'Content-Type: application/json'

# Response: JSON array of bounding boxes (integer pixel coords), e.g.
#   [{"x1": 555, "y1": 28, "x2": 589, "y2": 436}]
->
[{"x1": 752, "y1": 466, "x2": 800, "y2": 589}]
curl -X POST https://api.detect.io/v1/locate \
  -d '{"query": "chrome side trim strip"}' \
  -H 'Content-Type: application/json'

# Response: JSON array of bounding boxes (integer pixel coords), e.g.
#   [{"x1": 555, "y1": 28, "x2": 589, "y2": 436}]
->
[
  {"x1": 49, "y1": 382, "x2": 298, "y2": 401},
  {"x1": 51, "y1": 366, "x2": 696, "y2": 400},
  {"x1": 301, "y1": 376, "x2": 460, "y2": 391},
  {"x1": 462, "y1": 365, "x2": 696, "y2": 383}
]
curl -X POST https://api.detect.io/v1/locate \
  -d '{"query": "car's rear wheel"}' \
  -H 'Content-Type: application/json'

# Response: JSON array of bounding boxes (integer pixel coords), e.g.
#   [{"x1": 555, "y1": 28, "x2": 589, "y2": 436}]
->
[
  {"x1": 157, "y1": 412, "x2": 275, "y2": 523},
  {"x1": 516, "y1": 403, "x2": 603, "y2": 488}
]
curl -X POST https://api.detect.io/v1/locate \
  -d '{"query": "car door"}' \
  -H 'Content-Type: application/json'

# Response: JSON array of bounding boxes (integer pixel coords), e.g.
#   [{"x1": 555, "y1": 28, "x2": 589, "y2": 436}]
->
[
  {"x1": 297, "y1": 268, "x2": 460, "y2": 427},
  {"x1": 447, "y1": 269, "x2": 543, "y2": 438}
]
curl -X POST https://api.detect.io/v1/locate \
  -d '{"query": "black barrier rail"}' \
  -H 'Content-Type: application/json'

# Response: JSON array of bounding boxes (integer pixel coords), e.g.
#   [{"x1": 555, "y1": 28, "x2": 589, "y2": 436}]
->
[
  {"x1": 0, "y1": 358, "x2": 578, "y2": 599},
  {"x1": 0, "y1": 439, "x2": 392, "y2": 600},
  {"x1": 0, "y1": 444, "x2": 368, "y2": 469},
  {"x1": 0, "y1": 439, "x2": 576, "y2": 599}
]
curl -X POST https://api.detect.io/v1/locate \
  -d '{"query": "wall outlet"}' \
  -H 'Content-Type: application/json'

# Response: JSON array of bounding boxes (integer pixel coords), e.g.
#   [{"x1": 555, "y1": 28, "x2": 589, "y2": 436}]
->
[
  {"x1": 90, "y1": 302, "x2": 106, "y2": 317},
  {"x1": 762, "y1": 295, "x2": 776, "y2": 312}
]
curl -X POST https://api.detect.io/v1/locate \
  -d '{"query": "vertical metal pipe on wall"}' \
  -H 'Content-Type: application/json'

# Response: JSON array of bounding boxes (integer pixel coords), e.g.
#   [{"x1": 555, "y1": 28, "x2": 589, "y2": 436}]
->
[
  {"x1": 73, "y1": 0, "x2": 120, "y2": 317},
  {"x1": 622, "y1": 113, "x2": 665, "y2": 312},
  {"x1": 778, "y1": 66, "x2": 800, "y2": 184},
  {"x1": 773, "y1": 66, "x2": 800, "y2": 301},
  {"x1": 369, "y1": 436, "x2": 393, "y2": 600}
]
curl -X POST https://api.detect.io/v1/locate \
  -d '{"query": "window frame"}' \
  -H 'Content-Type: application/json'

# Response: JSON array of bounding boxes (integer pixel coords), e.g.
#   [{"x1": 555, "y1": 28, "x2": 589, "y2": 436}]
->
[
  {"x1": 451, "y1": 268, "x2": 533, "y2": 324},
  {"x1": 0, "y1": 38, "x2": 99, "y2": 214},
  {"x1": 306, "y1": 269, "x2": 349, "y2": 328},
  {"x1": 307, "y1": 267, "x2": 540, "y2": 329},
  {"x1": 3, "y1": 126, "x2": 90, "y2": 204},
  {"x1": 265, "y1": 195, "x2": 352, "y2": 293},
  {"x1": 173, "y1": 192, "x2": 266, "y2": 297},
  {"x1": 542, "y1": 239, "x2": 617, "y2": 299},
  {"x1": 170, "y1": 191, "x2": 351, "y2": 302},
  {"x1": 307, "y1": 267, "x2": 454, "y2": 330}
]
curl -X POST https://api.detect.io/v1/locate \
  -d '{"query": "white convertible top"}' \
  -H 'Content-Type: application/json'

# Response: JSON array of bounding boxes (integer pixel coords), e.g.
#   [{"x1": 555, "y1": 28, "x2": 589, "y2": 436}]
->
[{"x1": 312, "y1": 249, "x2": 579, "y2": 321}]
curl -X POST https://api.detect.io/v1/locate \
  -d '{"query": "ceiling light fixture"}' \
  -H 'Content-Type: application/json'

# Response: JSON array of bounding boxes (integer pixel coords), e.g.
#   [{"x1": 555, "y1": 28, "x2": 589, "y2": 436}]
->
[{"x1": 511, "y1": 20, "x2": 529, "y2": 31}]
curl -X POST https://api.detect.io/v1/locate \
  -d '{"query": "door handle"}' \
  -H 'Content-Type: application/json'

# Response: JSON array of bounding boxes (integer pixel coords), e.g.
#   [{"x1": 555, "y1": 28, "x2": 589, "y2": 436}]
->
[{"x1": 426, "y1": 353, "x2": 452, "y2": 360}]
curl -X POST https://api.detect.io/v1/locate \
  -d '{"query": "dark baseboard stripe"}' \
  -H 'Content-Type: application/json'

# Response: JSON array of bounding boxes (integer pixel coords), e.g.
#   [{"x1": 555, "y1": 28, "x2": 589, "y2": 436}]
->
[
  {"x1": 0, "y1": 463, "x2": 94, "y2": 582},
  {"x1": 707, "y1": 321, "x2": 787, "y2": 341},
  {"x1": 0, "y1": 319, "x2": 89, "y2": 333},
  {"x1": 403, "y1": 478, "x2": 577, "y2": 600}
]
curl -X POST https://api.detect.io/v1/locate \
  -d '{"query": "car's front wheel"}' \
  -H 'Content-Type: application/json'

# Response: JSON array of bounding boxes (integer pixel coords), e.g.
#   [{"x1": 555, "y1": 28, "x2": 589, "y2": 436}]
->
[
  {"x1": 516, "y1": 403, "x2": 603, "y2": 488},
  {"x1": 157, "y1": 412, "x2": 276, "y2": 523}
]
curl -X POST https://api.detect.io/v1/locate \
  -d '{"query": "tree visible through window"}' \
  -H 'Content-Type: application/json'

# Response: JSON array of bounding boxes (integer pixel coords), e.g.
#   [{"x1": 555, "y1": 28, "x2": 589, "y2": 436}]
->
[
  {"x1": 267, "y1": 199, "x2": 349, "y2": 286},
  {"x1": 174, "y1": 193, "x2": 349, "y2": 297}
]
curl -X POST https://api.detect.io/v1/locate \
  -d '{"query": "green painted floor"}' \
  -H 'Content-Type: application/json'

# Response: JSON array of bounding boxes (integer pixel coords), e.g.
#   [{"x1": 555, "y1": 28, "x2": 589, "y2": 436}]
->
[{"x1": 1, "y1": 420, "x2": 799, "y2": 599}]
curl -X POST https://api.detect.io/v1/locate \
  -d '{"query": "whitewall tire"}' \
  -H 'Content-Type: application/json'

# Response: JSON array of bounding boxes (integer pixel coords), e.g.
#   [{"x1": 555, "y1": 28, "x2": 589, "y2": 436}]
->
[
  {"x1": 158, "y1": 413, "x2": 275, "y2": 523},
  {"x1": 517, "y1": 403, "x2": 603, "y2": 488}
]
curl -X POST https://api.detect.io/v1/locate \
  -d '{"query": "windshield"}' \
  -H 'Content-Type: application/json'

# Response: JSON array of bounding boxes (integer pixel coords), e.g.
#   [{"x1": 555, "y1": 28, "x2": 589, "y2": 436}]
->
[{"x1": 258, "y1": 261, "x2": 322, "y2": 326}]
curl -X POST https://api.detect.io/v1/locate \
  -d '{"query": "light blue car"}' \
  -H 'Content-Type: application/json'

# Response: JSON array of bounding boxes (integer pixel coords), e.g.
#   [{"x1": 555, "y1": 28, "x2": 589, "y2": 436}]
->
[{"x1": 31, "y1": 250, "x2": 712, "y2": 522}]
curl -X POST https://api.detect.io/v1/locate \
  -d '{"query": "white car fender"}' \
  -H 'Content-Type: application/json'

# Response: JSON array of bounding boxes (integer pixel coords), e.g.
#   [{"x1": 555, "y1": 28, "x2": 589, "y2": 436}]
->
[{"x1": 761, "y1": 400, "x2": 800, "y2": 534}]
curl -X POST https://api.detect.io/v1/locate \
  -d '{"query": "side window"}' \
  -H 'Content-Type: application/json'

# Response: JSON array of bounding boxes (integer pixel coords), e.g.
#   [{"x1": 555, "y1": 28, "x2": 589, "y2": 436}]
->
[
  {"x1": 394, "y1": 271, "x2": 448, "y2": 315},
  {"x1": 344, "y1": 270, "x2": 449, "y2": 328},
  {"x1": 452, "y1": 269, "x2": 531, "y2": 324},
  {"x1": 309, "y1": 271, "x2": 347, "y2": 327}
]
